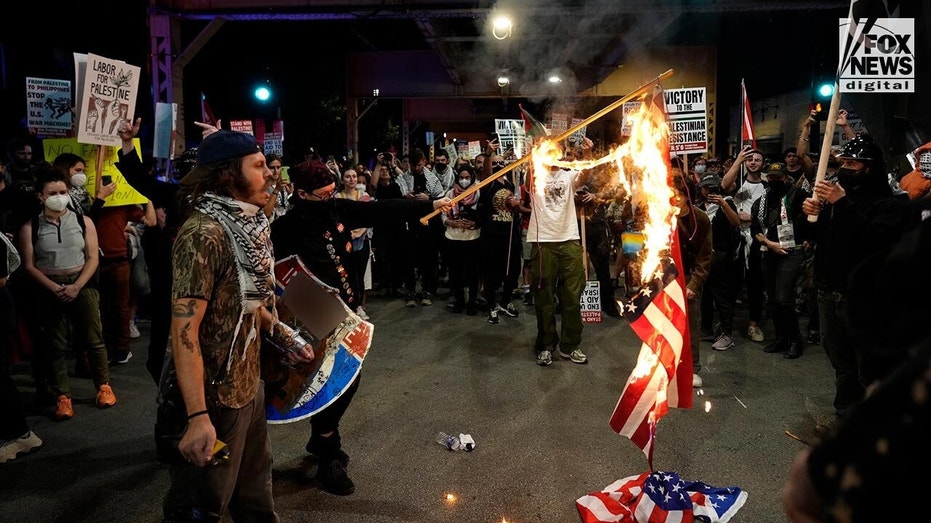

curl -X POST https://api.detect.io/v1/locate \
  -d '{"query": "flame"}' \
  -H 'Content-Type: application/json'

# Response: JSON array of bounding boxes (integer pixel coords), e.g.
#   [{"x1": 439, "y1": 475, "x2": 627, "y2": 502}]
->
[{"x1": 528, "y1": 97, "x2": 675, "y2": 284}]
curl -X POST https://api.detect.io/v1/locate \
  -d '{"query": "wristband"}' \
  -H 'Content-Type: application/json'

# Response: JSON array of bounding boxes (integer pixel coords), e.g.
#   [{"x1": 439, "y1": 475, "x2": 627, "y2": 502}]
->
[{"x1": 187, "y1": 410, "x2": 209, "y2": 420}]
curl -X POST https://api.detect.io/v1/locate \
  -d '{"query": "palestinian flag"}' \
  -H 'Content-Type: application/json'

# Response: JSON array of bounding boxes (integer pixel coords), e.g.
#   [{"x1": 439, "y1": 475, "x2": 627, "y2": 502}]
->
[{"x1": 519, "y1": 104, "x2": 550, "y2": 138}]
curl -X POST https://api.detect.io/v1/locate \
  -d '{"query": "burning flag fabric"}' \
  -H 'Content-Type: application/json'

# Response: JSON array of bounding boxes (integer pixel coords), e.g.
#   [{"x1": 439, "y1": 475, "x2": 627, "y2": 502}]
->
[
  {"x1": 609, "y1": 238, "x2": 691, "y2": 468},
  {"x1": 576, "y1": 471, "x2": 748, "y2": 523},
  {"x1": 739, "y1": 79, "x2": 755, "y2": 149}
]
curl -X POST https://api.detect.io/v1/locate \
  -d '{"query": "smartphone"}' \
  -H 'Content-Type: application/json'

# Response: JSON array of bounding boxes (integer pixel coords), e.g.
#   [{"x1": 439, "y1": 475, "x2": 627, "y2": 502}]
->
[{"x1": 101, "y1": 175, "x2": 113, "y2": 185}]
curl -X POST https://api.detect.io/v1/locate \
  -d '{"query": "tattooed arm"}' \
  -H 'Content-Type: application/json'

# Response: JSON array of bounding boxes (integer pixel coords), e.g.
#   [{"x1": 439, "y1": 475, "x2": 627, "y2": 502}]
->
[{"x1": 170, "y1": 297, "x2": 216, "y2": 467}]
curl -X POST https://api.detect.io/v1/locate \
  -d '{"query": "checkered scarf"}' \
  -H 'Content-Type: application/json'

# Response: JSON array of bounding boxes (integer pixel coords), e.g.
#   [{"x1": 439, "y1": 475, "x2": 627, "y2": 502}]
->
[{"x1": 195, "y1": 192, "x2": 274, "y2": 366}]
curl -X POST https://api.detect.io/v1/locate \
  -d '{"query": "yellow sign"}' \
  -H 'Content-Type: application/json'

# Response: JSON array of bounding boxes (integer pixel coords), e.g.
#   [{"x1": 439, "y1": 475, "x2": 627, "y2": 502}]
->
[{"x1": 42, "y1": 138, "x2": 149, "y2": 207}]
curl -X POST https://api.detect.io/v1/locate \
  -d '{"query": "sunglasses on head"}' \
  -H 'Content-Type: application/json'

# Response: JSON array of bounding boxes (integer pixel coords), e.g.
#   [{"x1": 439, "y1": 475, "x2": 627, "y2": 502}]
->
[{"x1": 492, "y1": 161, "x2": 506, "y2": 166}]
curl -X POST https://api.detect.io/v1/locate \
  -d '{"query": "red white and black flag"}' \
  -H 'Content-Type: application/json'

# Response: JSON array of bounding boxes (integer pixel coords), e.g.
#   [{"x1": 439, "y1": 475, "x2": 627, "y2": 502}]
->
[
  {"x1": 200, "y1": 91, "x2": 217, "y2": 126},
  {"x1": 740, "y1": 79, "x2": 756, "y2": 149}
]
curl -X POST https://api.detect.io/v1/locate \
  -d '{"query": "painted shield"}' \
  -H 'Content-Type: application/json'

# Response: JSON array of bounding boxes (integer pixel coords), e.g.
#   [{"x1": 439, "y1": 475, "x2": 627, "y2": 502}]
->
[{"x1": 263, "y1": 255, "x2": 372, "y2": 424}]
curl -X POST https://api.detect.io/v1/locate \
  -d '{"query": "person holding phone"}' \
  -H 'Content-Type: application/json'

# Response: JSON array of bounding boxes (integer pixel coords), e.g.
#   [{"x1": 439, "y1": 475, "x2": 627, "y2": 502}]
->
[
  {"x1": 721, "y1": 145, "x2": 767, "y2": 343},
  {"x1": 697, "y1": 173, "x2": 741, "y2": 352},
  {"x1": 92, "y1": 168, "x2": 155, "y2": 366}
]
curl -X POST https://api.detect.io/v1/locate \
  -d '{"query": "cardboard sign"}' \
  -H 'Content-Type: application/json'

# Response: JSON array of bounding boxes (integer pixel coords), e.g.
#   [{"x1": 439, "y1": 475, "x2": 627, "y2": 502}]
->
[
  {"x1": 264, "y1": 132, "x2": 283, "y2": 156},
  {"x1": 76, "y1": 53, "x2": 140, "y2": 147},
  {"x1": 42, "y1": 138, "x2": 149, "y2": 207},
  {"x1": 581, "y1": 281, "x2": 602, "y2": 323},
  {"x1": 264, "y1": 255, "x2": 372, "y2": 424},
  {"x1": 664, "y1": 87, "x2": 708, "y2": 154},
  {"x1": 229, "y1": 120, "x2": 254, "y2": 135},
  {"x1": 26, "y1": 77, "x2": 72, "y2": 136}
]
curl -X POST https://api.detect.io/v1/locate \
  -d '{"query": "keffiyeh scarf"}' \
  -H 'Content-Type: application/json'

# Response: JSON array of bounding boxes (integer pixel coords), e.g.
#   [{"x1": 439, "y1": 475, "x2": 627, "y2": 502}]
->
[{"x1": 195, "y1": 192, "x2": 274, "y2": 364}]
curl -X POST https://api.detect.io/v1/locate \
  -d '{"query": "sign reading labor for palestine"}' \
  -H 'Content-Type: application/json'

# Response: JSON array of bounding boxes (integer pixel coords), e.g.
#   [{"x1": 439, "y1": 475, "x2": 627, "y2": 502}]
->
[
  {"x1": 76, "y1": 54, "x2": 140, "y2": 147},
  {"x1": 839, "y1": 18, "x2": 914, "y2": 93},
  {"x1": 663, "y1": 87, "x2": 708, "y2": 154}
]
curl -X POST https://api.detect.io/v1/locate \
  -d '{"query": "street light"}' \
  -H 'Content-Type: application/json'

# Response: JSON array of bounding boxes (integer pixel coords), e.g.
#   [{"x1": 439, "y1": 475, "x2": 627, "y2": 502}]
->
[
  {"x1": 492, "y1": 14, "x2": 512, "y2": 40},
  {"x1": 254, "y1": 84, "x2": 272, "y2": 102}
]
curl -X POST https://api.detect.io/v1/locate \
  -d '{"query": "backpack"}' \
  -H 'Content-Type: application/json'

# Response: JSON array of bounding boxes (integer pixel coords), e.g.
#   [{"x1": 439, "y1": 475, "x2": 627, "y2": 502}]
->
[{"x1": 1, "y1": 233, "x2": 19, "y2": 274}]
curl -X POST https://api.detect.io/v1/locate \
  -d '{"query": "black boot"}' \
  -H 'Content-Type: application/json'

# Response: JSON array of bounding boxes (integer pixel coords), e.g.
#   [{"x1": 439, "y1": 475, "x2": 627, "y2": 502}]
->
[
  {"x1": 763, "y1": 339, "x2": 788, "y2": 353},
  {"x1": 315, "y1": 457, "x2": 355, "y2": 496},
  {"x1": 784, "y1": 341, "x2": 803, "y2": 359}
]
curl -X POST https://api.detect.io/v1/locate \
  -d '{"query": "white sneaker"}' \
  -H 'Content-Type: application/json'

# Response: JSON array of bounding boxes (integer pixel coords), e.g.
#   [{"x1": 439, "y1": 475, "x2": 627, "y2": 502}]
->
[
  {"x1": 128, "y1": 322, "x2": 141, "y2": 339},
  {"x1": 357, "y1": 307, "x2": 370, "y2": 320},
  {"x1": 712, "y1": 334, "x2": 735, "y2": 351},
  {"x1": 692, "y1": 373, "x2": 703, "y2": 388},
  {"x1": 747, "y1": 324, "x2": 764, "y2": 342},
  {"x1": 0, "y1": 431, "x2": 43, "y2": 463}
]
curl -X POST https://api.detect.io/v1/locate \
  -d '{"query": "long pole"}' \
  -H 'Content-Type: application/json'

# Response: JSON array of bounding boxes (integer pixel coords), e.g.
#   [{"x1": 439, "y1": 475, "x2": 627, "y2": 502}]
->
[
  {"x1": 419, "y1": 68, "x2": 675, "y2": 225},
  {"x1": 808, "y1": 0, "x2": 859, "y2": 223}
]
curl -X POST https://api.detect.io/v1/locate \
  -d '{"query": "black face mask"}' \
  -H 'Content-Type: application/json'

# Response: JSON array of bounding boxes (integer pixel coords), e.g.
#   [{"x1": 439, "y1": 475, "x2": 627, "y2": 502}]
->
[
  {"x1": 435, "y1": 163, "x2": 448, "y2": 173},
  {"x1": 767, "y1": 180, "x2": 789, "y2": 195},
  {"x1": 835, "y1": 167, "x2": 863, "y2": 190}
]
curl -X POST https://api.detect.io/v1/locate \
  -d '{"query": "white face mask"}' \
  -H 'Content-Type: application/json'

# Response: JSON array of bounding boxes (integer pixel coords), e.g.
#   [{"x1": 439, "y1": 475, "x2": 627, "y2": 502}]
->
[
  {"x1": 44, "y1": 194, "x2": 70, "y2": 212},
  {"x1": 694, "y1": 164, "x2": 706, "y2": 174},
  {"x1": 70, "y1": 173, "x2": 87, "y2": 188},
  {"x1": 458, "y1": 178, "x2": 472, "y2": 189}
]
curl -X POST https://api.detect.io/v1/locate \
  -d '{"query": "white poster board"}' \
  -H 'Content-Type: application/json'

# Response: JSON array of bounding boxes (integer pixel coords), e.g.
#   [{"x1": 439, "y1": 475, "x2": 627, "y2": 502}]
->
[{"x1": 76, "y1": 53, "x2": 140, "y2": 147}]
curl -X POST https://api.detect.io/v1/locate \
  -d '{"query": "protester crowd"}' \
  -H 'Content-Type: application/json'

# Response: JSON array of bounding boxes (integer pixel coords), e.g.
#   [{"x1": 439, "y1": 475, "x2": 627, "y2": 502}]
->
[{"x1": 1, "y1": 104, "x2": 929, "y2": 522}]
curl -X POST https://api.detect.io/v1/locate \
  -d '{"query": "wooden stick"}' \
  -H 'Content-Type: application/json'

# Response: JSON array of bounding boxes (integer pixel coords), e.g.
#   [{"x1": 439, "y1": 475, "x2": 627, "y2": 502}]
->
[
  {"x1": 419, "y1": 69, "x2": 676, "y2": 225},
  {"x1": 807, "y1": 85, "x2": 842, "y2": 223}
]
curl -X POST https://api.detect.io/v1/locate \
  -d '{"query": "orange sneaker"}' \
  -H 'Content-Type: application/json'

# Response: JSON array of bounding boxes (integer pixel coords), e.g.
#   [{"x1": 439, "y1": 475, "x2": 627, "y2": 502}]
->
[
  {"x1": 96, "y1": 384, "x2": 117, "y2": 408},
  {"x1": 54, "y1": 395, "x2": 74, "y2": 421}
]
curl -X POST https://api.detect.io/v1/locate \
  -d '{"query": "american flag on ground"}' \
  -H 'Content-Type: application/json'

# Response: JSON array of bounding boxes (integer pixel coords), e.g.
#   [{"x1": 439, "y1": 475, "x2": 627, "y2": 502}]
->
[
  {"x1": 739, "y1": 79, "x2": 756, "y2": 149},
  {"x1": 576, "y1": 471, "x2": 748, "y2": 523},
  {"x1": 609, "y1": 237, "x2": 692, "y2": 468}
]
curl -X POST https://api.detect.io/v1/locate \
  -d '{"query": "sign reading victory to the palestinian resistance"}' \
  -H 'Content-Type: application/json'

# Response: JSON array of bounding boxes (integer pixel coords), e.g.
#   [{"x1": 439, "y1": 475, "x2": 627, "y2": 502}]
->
[
  {"x1": 663, "y1": 87, "x2": 708, "y2": 154},
  {"x1": 26, "y1": 77, "x2": 72, "y2": 137},
  {"x1": 264, "y1": 255, "x2": 373, "y2": 424},
  {"x1": 76, "y1": 54, "x2": 140, "y2": 147},
  {"x1": 495, "y1": 119, "x2": 526, "y2": 158}
]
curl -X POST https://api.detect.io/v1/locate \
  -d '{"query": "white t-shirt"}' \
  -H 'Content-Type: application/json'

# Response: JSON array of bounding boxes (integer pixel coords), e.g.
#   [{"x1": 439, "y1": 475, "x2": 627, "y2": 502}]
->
[
  {"x1": 734, "y1": 178, "x2": 765, "y2": 227},
  {"x1": 527, "y1": 168, "x2": 581, "y2": 242}
]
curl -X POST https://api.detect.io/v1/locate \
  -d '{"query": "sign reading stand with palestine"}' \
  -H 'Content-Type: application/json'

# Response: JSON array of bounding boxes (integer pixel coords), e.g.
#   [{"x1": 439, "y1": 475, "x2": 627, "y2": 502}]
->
[
  {"x1": 581, "y1": 281, "x2": 602, "y2": 323},
  {"x1": 663, "y1": 87, "x2": 708, "y2": 154},
  {"x1": 77, "y1": 54, "x2": 140, "y2": 147}
]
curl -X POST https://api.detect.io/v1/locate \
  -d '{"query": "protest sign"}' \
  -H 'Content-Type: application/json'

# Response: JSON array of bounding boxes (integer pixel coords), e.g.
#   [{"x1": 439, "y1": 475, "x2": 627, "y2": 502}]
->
[{"x1": 76, "y1": 53, "x2": 140, "y2": 147}]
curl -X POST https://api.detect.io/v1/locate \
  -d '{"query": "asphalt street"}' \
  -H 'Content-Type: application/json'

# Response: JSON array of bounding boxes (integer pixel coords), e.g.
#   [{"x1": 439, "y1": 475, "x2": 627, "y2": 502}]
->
[{"x1": 0, "y1": 285, "x2": 835, "y2": 522}]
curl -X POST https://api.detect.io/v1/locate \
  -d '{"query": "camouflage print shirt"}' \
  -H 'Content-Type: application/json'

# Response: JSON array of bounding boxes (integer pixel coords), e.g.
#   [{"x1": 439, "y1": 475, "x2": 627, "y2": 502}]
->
[{"x1": 171, "y1": 211, "x2": 271, "y2": 408}]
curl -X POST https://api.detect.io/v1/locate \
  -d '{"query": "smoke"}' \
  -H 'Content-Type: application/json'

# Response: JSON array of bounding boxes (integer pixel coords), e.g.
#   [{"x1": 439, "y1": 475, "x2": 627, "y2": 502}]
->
[{"x1": 462, "y1": 1, "x2": 684, "y2": 113}]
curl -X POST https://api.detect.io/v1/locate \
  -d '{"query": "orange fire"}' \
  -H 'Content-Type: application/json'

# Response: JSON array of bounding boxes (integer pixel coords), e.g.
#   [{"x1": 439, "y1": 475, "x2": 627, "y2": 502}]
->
[{"x1": 528, "y1": 97, "x2": 676, "y2": 284}]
